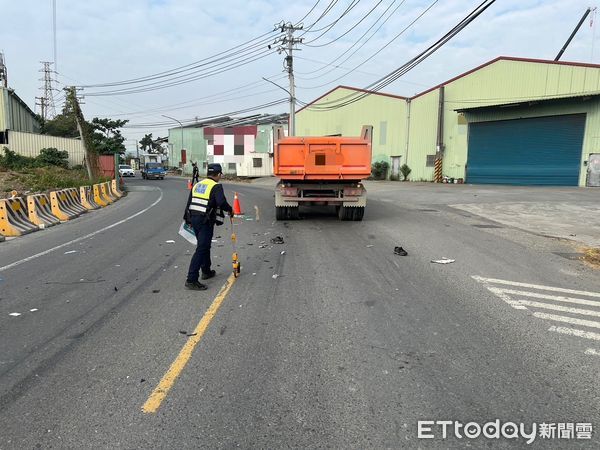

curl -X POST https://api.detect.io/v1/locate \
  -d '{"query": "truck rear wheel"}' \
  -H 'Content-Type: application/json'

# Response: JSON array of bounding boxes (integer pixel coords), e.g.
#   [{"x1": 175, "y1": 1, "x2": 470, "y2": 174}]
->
[
  {"x1": 338, "y1": 206, "x2": 352, "y2": 221},
  {"x1": 276, "y1": 206, "x2": 286, "y2": 220},
  {"x1": 288, "y1": 207, "x2": 299, "y2": 220},
  {"x1": 352, "y1": 207, "x2": 364, "y2": 221}
]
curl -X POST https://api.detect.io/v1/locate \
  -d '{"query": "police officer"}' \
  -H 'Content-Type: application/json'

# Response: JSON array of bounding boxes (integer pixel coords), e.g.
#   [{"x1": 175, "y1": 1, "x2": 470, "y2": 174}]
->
[
  {"x1": 184, "y1": 163, "x2": 233, "y2": 290},
  {"x1": 191, "y1": 161, "x2": 200, "y2": 184}
]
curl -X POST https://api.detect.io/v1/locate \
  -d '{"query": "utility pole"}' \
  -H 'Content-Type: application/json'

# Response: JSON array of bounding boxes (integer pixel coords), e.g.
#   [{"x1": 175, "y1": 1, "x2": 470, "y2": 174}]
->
[
  {"x1": 555, "y1": 7, "x2": 593, "y2": 61},
  {"x1": 66, "y1": 86, "x2": 98, "y2": 180},
  {"x1": 275, "y1": 22, "x2": 303, "y2": 136},
  {"x1": 36, "y1": 61, "x2": 58, "y2": 120},
  {"x1": 162, "y1": 114, "x2": 184, "y2": 164}
]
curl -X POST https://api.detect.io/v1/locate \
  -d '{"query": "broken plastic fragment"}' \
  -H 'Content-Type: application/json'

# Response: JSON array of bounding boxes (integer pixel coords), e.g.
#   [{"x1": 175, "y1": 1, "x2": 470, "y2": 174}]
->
[
  {"x1": 64, "y1": 250, "x2": 77, "y2": 254},
  {"x1": 9, "y1": 312, "x2": 21, "y2": 317},
  {"x1": 431, "y1": 258, "x2": 455, "y2": 264},
  {"x1": 272, "y1": 274, "x2": 279, "y2": 279},
  {"x1": 165, "y1": 240, "x2": 175, "y2": 244}
]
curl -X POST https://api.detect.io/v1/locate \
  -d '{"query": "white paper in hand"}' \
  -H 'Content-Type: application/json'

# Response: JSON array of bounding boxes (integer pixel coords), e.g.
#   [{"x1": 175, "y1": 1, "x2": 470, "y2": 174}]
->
[{"x1": 178, "y1": 221, "x2": 197, "y2": 245}]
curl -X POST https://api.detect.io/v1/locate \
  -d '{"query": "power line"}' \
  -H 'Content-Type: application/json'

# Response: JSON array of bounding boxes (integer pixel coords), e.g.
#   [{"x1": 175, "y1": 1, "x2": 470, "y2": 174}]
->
[
  {"x1": 297, "y1": 0, "x2": 439, "y2": 91},
  {"x1": 296, "y1": 0, "x2": 405, "y2": 77},
  {"x1": 302, "y1": 0, "x2": 362, "y2": 40},
  {"x1": 78, "y1": 30, "x2": 280, "y2": 89},
  {"x1": 83, "y1": 48, "x2": 278, "y2": 96},
  {"x1": 303, "y1": 0, "x2": 496, "y2": 111},
  {"x1": 123, "y1": 98, "x2": 289, "y2": 129},
  {"x1": 304, "y1": 0, "x2": 384, "y2": 47}
]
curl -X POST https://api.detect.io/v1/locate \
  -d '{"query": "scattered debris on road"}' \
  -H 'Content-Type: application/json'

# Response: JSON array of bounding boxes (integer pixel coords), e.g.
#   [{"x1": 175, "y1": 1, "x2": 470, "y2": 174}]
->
[
  {"x1": 366, "y1": 244, "x2": 374, "y2": 248},
  {"x1": 165, "y1": 240, "x2": 175, "y2": 244},
  {"x1": 281, "y1": 251, "x2": 286, "y2": 255},
  {"x1": 271, "y1": 236, "x2": 285, "y2": 244},
  {"x1": 219, "y1": 325, "x2": 227, "y2": 335},
  {"x1": 272, "y1": 274, "x2": 279, "y2": 279},
  {"x1": 9, "y1": 312, "x2": 21, "y2": 317},
  {"x1": 431, "y1": 257, "x2": 455, "y2": 264},
  {"x1": 152, "y1": 289, "x2": 160, "y2": 293},
  {"x1": 114, "y1": 286, "x2": 118, "y2": 291},
  {"x1": 64, "y1": 250, "x2": 77, "y2": 254}
]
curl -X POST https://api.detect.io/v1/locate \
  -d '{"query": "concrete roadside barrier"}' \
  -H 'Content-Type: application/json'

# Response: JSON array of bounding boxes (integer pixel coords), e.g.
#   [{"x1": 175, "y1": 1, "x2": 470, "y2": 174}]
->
[
  {"x1": 80, "y1": 186, "x2": 100, "y2": 210},
  {"x1": 100, "y1": 183, "x2": 114, "y2": 204},
  {"x1": 27, "y1": 193, "x2": 60, "y2": 228},
  {"x1": 104, "y1": 181, "x2": 118, "y2": 202},
  {"x1": 65, "y1": 188, "x2": 88, "y2": 215},
  {"x1": 111, "y1": 179, "x2": 123, "y2": 198},
  {"x1": 92, "y1": 184, "x2": 108, "y2": 207},
  {"x1": 0, "y1": 197, "x2": 39, "y2": 236},
  {"x1": 50, "y1": 190, "x2": 81, "y2": 221}
]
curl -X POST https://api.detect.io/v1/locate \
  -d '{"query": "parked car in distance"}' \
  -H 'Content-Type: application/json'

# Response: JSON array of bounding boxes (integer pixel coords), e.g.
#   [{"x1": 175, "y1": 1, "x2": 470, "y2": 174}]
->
[
  {"x1": 118, "y1": 164, "x2": 135, "y2": 177},
  {"x1": 141, "y1": 162, "x2": 166, "y2": 180}
]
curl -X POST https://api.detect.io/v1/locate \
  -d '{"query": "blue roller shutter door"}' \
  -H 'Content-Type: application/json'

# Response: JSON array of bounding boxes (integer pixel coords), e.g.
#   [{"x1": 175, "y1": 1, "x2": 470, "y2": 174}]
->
[{"x1": 466, "y1": 114, "x2": 585, "y2": 186}]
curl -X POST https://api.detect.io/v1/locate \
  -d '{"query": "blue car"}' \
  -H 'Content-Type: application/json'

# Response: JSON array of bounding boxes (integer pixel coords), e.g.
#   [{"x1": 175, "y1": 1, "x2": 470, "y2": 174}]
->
[{"x1": 142, "y1": 162, "x2": 166, "y2": 180}]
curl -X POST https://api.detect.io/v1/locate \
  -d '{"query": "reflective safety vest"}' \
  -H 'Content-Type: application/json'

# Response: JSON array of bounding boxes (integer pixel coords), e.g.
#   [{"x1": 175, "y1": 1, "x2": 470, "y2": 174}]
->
[{"x1": 190, "y1": 178, "x2": 217, "y2": 214}]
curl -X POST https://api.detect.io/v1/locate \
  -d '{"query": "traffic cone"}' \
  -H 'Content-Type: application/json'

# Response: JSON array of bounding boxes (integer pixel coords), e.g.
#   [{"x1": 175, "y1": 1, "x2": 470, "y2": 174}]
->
[
  {"x1": 233, "y1": 192, "x2": 243, "y2": 215},
  {"x1": 187, "y1": 179, "x2": 193, "y2": 190}
]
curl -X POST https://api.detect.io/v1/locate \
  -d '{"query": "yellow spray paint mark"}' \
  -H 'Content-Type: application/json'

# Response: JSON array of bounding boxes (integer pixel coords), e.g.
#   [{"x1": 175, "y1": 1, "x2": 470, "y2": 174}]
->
[{"x1": 142, "y1": 274, "x2": 237, "y2": 414}]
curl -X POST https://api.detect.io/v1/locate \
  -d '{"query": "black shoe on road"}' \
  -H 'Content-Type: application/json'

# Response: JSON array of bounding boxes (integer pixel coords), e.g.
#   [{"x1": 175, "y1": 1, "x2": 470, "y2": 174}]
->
[
  {"x1": 201, "y1": 270, "x2": 216, "y2": 280},
  {"x1": 394, "y1": 246, "x2": 408, "y2": 256},
  {"x1": 185, "y1": 281, "x2": 207, "y2": 290}
]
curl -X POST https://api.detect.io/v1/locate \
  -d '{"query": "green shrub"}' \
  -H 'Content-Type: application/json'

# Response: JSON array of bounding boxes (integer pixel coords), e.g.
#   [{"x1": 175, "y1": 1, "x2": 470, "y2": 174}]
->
[
  {"x1": 37, "y1": 148, "x2": 69, "y2": 168},
  {"x1": 371, "y1": 161, "x2": 389, "y2": 180},
  {"x1": 0, "y1": 147, "x2": 69, "y2": 170},
  {"x1": 0, "y1": 147, "x2": 38, "y2": 170},
  {"x1": 400, "y1": 163, "x2": 412, "y2": 181}
]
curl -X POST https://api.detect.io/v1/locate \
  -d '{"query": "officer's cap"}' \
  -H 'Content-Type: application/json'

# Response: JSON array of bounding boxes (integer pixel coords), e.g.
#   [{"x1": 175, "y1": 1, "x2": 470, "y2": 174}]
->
[{"x1": 207, "y1": 163, "x2": 223, "y2": 176}]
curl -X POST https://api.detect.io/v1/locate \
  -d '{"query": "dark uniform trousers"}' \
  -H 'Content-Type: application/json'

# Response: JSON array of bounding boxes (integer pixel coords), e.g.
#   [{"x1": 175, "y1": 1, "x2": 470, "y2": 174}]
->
[{"x1": 186, "y1": 214, "x2": 214, "y2": 282}]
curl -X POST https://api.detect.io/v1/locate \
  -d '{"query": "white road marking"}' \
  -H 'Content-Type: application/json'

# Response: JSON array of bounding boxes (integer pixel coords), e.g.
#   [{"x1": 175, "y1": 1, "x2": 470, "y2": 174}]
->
[
  {"x1": 486, "y1": 287, "x2": 527, "y2": 309},
  {"x1": 494, "y1": 289, "x2": 600, "y2": 308},
  {"x1": 548, "y1": 326, "x2": 600, "y2": 341},
  {"x1": 0, "y1": 188, "x2": 163, "y2": 272},
  {"x1": 472, "y1": 276, "x2": 600, "y2": 298},
  {"x1": 476, "y1": 276, "x2": 600, "y2": 354},
  {"x1": 516, "y1": 300, "x2": 600, "y2": 318},
  {"x1": 534, "y1": 312, "x2": 600, "y2": 329}
]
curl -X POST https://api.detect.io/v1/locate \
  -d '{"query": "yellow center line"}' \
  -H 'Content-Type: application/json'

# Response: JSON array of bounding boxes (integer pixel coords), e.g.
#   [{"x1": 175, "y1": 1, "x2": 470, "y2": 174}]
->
[{"x1": 142, "y1": 273, "x2": 237, "y2": 414}]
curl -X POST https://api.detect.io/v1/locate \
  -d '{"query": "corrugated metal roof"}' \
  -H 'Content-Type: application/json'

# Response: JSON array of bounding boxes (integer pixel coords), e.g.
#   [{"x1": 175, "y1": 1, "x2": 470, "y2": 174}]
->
[
  {"x1": 455, "y1": 91, "x2": 600, "y2": 112},
  {"x1": 180, "y1": 113, "x2": 288, "y2": 130}
]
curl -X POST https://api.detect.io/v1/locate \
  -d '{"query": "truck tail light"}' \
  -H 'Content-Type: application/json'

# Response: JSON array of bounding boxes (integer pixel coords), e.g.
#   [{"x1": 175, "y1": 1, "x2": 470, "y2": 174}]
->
[
  {"x1": 282, "y1": 187, "x2": 298, "y2": 197},
  {"x1": 343, "y1": 188, "x2": 362, "y2": 196}
]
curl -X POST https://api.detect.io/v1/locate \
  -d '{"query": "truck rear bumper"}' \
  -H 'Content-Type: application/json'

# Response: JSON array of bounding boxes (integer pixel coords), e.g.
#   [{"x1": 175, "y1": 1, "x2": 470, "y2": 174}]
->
[{"x1": 275, "y1": 182, "x2": 367, "y2": 208}]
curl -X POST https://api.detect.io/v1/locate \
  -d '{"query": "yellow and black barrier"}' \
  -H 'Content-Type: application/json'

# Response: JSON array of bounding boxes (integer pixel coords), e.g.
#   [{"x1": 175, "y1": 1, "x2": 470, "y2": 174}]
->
[
  {"x1": 50, "y1": 190, "x2": 82, "y2": 221},
  {"x1": 104, "y1": 181, "x2": 118, "y2": 202},
  {"x1": 111, "y1": 179, "x2": 123, "y2": 198},
  {"x1": 0, "y1": 197, "x2": 39, "y2": 237},
  {"x1": 80, "y1": 186, "x2": 100, "y2": 210},
  {"x1": 65, "y1": 188, "x2": 88, "y2": 215},
  {"x1": 93, "y1": 184, "x2": 108, "y2": 207},
  {"x1": 27, "y1": 194, "x2": 60, "y2": 228},
  {"x1": 100, "y1": 183, "x2": 114, "y2": 204}
]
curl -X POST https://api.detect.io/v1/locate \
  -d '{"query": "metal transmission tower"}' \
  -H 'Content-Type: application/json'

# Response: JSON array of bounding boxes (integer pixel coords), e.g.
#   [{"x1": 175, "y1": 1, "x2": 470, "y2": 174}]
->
[
  {"x1": 274, "y1": 22, "x2": 303, "y2": 136},
  {"x1": 0, "y1": 52, "x2": 7, "y2": 88},
  {"x1": 36, "y1": 61, "x2": 58, "y2": 120}
]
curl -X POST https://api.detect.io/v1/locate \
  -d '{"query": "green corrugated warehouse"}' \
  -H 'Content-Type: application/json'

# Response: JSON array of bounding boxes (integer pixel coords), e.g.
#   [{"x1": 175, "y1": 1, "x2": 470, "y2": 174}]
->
[{"x1": 296, "y1": 56, "x2": 600, "y2": 187}]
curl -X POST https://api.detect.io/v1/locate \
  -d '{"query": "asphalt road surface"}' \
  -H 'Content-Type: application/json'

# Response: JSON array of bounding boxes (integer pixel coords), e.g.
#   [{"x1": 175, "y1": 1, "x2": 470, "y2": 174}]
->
[{"x1": 1, "y1": 176, "x2": 599, "y2": 448}]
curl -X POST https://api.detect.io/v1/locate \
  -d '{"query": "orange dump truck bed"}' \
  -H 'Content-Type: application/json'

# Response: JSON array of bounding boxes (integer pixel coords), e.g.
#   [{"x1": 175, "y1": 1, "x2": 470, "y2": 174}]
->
[{"x1": 274, "y1": 126, "x2": 372, "y2": 180}]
